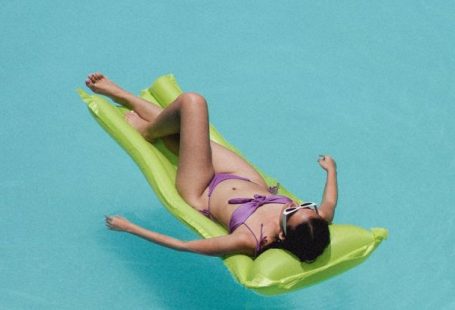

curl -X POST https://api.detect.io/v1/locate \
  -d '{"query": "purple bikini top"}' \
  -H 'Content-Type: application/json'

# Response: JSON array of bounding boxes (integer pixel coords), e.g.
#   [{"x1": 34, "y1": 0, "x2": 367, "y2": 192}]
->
[
  {"x1": 228, "y1": 194, "x2": 293, "y2": 255},
  {"x1": 206, "y1": 173, "x2": 292, "y2": 255},
  {"x1": 228, "y1": 194, "x2": 293, "y2": 233}
]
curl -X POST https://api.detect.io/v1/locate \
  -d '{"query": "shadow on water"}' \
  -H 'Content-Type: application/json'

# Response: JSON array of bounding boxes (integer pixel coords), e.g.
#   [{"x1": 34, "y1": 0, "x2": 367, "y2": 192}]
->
[{"x1": 96, "y1": 210, "x2": 294, "y2": 309}]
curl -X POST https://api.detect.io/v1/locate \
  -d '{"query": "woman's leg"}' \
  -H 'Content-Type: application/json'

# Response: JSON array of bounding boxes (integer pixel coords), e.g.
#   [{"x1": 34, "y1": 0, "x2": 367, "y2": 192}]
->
[
  {"x1": 85, "y1": 73, "x2": 180, "y2": 154},
  {"x1": 137, "y1": 92, "x2": 215, "y2": 203},
  {"x1": 85, "y1": 73, "x2": 257, "y2": 202},
  {"x1": 110, "y1": 86, "x2": 214, "y2": 203}
]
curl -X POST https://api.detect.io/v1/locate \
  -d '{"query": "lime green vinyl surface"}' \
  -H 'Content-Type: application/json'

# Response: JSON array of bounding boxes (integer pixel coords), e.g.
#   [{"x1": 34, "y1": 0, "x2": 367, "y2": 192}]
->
[{"x1": 77, "y1": 74, "x2": 387, "y2": 295}]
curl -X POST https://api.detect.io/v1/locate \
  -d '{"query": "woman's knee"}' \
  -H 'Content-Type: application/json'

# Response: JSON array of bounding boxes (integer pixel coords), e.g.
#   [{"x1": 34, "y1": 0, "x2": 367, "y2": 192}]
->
[{"x1": 179, "y1": 92, "x2": 208, "y2": 110}]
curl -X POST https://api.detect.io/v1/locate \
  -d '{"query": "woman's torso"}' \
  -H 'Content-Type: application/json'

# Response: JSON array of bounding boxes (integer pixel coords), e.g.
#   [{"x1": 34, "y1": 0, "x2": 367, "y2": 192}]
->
[
  {"x1": 199, "y1": 177, "x2": 296, "y2": 247},
  {"x1": 194, "y1": 141, "x2": 296, "y2": 251},
  {"x1": 210, "y1": 179, "x2": 269, "y2": 224}
]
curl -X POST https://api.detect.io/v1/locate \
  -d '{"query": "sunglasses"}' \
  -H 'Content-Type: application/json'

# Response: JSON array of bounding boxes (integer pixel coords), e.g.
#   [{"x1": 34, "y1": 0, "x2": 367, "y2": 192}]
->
[{"x1": 281, "y1": 202, "x2": 319, "y2": 236}]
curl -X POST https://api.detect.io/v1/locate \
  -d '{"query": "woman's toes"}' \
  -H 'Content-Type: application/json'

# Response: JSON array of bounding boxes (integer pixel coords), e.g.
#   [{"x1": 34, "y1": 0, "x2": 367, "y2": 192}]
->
[
  {"x1": 86, "y1": 78, "x2": 95, "y2": 87},
  {"x1": 89, "y1": 74, "x2": 97, "y2": 83}
]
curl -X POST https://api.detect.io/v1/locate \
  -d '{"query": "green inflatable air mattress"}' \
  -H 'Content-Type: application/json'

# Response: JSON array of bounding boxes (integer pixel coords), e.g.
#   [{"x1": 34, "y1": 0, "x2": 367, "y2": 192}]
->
[{"x1": 77, "y1": 74, "x2": 387, "y2": 295}]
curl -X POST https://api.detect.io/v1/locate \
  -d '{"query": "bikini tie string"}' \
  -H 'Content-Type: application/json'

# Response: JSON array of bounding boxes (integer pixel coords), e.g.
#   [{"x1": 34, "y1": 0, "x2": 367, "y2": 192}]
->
[
  {"x1": 228, "y1": 194, "x2": 293, "y2": 234},
  {"x1": 228, "y1": 194, "x2": 275, "y2": 206}
]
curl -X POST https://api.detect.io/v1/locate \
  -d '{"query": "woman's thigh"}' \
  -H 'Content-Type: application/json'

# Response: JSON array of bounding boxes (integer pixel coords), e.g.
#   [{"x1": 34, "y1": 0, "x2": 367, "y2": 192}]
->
[
  {"x1": 174, "y1": 93, "x2": 215, "y2": 204},
  {"x1": 165, "y1": 93, "x2": 267, "y2": 206},
  {"x1": 165, "y1": 136, "x2": 267, "y2": 192}
]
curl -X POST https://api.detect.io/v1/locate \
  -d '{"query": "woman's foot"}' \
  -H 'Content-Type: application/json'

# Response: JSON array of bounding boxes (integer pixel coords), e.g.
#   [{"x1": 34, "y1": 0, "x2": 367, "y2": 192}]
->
[
  {"x1": 85, "y1": 72, "x2": 129, "y2": 102},
  {"x1": 124, "y1": 111, "x2": 154, "y2": 141}
]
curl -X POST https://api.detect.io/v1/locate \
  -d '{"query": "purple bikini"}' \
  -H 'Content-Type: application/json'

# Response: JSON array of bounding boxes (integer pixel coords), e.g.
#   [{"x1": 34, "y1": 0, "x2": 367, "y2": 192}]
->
[{"x1": 201, "y1": 173, "x2": 293, "y2": 256}]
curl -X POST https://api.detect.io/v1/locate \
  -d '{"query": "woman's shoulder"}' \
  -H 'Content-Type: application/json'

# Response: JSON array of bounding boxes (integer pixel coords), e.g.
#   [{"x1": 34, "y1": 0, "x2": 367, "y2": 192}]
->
[{"x1": 230, "y1": 227, "x2": 259, "y2": 256}]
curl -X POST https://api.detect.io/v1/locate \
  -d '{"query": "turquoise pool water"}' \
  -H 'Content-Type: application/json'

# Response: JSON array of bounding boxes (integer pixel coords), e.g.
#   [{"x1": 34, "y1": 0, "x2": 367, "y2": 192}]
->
[{"x1": 1, "y1": 1, "x2": 454, "y2": 309}]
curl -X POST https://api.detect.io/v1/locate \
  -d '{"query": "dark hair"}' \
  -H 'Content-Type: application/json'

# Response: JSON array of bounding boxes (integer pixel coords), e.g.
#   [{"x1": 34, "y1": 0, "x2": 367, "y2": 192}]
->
[{"x1": 261, "y1": 217, "x2": 330, "y2": 263}]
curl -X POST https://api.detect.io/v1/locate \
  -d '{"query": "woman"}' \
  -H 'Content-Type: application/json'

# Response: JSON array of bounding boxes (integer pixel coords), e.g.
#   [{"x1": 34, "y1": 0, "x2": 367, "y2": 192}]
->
[{"x1": 85, "y1": 73, "x2": 338, "y2": 262}]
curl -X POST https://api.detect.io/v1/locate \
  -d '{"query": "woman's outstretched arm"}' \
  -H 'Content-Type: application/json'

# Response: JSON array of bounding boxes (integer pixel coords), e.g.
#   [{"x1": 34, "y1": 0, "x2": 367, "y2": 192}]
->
[
  {"x1": 105, "y1": 216, "x2": 252, "y2": 257},
  {"x1": 317, "y1": 155, "x2": 338, "y2": 223}
]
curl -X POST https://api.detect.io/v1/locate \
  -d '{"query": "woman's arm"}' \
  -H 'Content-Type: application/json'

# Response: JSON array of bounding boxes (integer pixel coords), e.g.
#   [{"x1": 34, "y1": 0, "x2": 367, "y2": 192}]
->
[
  {"x1": 317, "y1": 155, "x2": 338, "y2": 223},
  {"x1": 105, "y1": 216, "x2": 252, "y2": 256}
]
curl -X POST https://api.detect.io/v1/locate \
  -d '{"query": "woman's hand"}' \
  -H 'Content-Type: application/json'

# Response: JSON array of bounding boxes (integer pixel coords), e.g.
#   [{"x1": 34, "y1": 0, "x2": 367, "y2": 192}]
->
[
  {"x1": 105, "y1": 215, "x2": 133, "y2": 232},
  {"x1": 318, "y1": 155, "x2": 336, "y2": 172}
]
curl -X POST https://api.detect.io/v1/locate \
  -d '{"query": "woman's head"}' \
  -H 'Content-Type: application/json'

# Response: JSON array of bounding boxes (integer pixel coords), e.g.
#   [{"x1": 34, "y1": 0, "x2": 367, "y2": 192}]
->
[
  {"x1": 273, "y1": 203, "x2": 330, "y2": 262},
  {"x1": 281, "y1": 216, "x2": 330, "y2": 262},
  {"x1": 257, "y1": 203, "x2": 331, "y2": 262}
]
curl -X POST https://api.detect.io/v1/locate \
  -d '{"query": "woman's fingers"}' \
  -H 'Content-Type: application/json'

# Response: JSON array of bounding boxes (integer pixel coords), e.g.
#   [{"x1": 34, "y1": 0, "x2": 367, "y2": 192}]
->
[
  {"x1": 318, "y1": 155, "x2": 325, "y2": 163},
  {"x1": 105, "y1": 215, "x2": 116, "y2": 230},
  {"x1": 105, "y1": 222, "x2": 117, "y2": 230},
  {"x1": 318, "y1": 155, "x2": 335, "y2": 163},
  {"x1": 317, "y1": 155, "x2": 336, "y2": 172},
  {"x1": 104, "y1": 215, "x2": 129, "y2": 232},
  {"x1": 105, "y1": 215, "x2": 120, "y2": 222}
]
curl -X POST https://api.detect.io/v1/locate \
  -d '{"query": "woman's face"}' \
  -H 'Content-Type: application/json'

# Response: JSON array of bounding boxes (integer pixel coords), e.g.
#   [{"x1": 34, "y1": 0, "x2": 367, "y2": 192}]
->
[
  {"x1": 286, "y1": 208, "x2": 320, "y2": 231},
  {"x1": 279, "y1": 203, "x2": 321, "y2": 240}
]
